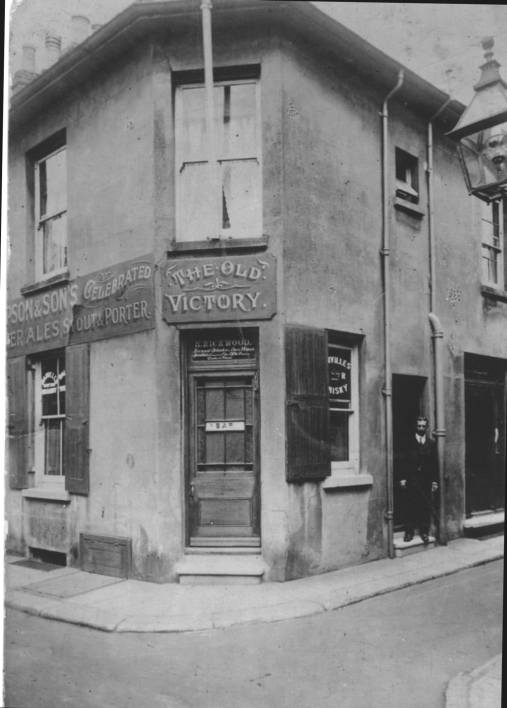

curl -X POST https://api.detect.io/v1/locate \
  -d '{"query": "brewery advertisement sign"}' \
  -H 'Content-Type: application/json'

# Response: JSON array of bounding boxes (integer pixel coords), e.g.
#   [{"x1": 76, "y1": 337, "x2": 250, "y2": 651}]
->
[
  {"x1": 6, "y1": 254, "x2": 156, "y2": 357},
  {"x1": 162, "y1": 253, "x2": 276, "y2": 324}
]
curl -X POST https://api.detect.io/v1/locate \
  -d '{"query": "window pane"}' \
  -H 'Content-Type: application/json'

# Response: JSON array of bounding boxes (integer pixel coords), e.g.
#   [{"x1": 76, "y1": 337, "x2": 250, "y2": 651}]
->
[
  {"x1": 41, "y1": 358, "x2": 59, "y2": 416},
  {"x1": 45, "y1": 419, "x2": 63, "y2": 475},
  {"x1": 330, "y1": 411, "x2": 349, "y2": 461},
  {"x1": 328, "y1": 347, "x2": 351, "y2": 409},
  {"x1": 40, "y1": 149, "x2": 66, "y2": 217},
  {"x1": 42, "y1": 212, "x2": 67, "y2": 274},
  {"x1": 206, "y1": 431, "x2": 225, "y2": 463},
  {"x1": 225, "y1": 387, "x2": 244, "y2": 420},
  {"x1": 180, "y1": 163, "x2": 216, "y2": 240},
  {"x1": 225, "y1": 431, "x2": 245, "y2": 463},
  {"x1": 206, "y1": 388, "x2": 224, "y2": 421},
  {"x1": 221, "y1": 160, "x2": 260, "y2": 236},
  {"x1": 221, "y1": 83, "x2": 256, "y2": 159},
  {"x1": 181, "y1": 87, "x2": 207, "y2": 161},
  {"x1": 483, "y1": 246, "x2": 498, "y2": 283}
]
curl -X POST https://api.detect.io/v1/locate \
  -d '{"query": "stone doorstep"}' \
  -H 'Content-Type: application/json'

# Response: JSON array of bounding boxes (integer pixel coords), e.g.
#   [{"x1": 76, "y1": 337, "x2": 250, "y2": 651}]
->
[
  {"x1": 175, "y1": 554, "x2": 265, "y2": 585},
  {"x1": 463, "y1": 511, "x2": 504, "y2": 529},
  {"x1": 393, "y1": 535, "x2": 436, "y2": 558}
]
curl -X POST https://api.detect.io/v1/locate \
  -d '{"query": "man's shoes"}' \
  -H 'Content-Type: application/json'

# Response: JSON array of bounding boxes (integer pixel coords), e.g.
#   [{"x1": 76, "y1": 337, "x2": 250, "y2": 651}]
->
[
  {"x1": 421, "y1": 534, "x2": 430, "y2": 544},
  {"x1": 404, "y1": 532, "x2": 413, "y2": 542}
]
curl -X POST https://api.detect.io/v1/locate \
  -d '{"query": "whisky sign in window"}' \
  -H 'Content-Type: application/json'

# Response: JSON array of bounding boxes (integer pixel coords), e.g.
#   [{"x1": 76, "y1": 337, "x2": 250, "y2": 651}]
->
[{"x1": 328, "y1": 345, "x2": 352, "y2": 462}]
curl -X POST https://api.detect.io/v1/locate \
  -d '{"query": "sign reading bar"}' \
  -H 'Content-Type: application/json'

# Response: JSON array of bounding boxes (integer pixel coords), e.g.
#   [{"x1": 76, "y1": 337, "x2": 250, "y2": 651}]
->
[
  {"x1": 205, "y1": 421, "x2": 245, "y2": 432},
  {"x1": 162, "y1": 253, "x2": 276, "y2": 324},
  {"x1": 6, "y1": 255, "x2": 155, "y2": 357},
  {"x1": 70, "y1": 254, "x2": 155, "y2": 345},
  {"x1": 192, "y1": 335, "x2": 256, "y2": 362}
]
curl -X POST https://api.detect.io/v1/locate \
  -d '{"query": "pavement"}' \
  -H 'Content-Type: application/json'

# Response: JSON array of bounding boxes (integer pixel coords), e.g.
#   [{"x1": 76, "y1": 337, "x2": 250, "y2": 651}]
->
[{"x1": 5, "y1": 535, "x2": 504, "y2": 706}]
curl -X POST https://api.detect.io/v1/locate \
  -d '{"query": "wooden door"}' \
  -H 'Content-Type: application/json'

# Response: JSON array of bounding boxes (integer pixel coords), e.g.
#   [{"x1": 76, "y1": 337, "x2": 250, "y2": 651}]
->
[{"x1": 188, "y1": 372, "x2": 260, "y2": 546}]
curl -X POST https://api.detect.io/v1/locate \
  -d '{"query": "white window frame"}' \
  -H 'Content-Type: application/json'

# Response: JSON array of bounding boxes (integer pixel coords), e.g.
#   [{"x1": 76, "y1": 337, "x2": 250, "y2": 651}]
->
[
  {"x1": 328, "y1": 342, "x2": 359, "y2": 476},
  {"x1": 481, "y1": 199, "x2": 504, "y2": 289},
  {"x1": 175, "y1": 78, "x2": 262, "y2": 242},
  {"x1": 34, "y1": 145, "x2": 67, "y2": 281},
  {"x1": 31, "y1": 353, "x2": 66, "y2": 488}
]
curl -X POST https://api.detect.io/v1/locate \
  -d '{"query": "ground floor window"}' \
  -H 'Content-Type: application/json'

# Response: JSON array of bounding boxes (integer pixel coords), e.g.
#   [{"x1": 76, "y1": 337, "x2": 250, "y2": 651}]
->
[
  {"x1": 328, "y1": 339, "x2": 359, "y2": 473},
  {"x1": 34, "y1": 352, "x2": 66, "y2": 481}
]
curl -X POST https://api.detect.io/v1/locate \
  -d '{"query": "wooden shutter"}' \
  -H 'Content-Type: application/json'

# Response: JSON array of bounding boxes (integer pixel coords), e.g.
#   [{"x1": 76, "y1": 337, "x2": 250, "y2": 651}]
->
[
  {"x1": 285, "y1": 326, "x2": 330, "y2": 481},
  {"x1": 7, "y1": 356, "x2": 28, "y2": 489},
  {"x1": 65, "y1": 343, "x2": 90, "y2": 495}
]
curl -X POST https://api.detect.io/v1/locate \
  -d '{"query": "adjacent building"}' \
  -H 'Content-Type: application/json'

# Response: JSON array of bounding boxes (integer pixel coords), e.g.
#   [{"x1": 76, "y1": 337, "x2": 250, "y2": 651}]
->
[{"x1": 6, "y1": 0, "x2": 506, "y2": 583}]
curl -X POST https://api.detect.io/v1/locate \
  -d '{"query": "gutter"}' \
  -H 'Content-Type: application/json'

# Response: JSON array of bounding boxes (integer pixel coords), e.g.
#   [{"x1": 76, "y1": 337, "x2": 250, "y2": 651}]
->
[{"x1": 381, "y1": 70, "x2": 404, "y2": 560}]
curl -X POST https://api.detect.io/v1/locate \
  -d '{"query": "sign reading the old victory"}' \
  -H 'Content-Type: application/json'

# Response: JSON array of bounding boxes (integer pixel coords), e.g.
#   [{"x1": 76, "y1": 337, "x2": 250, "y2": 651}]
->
[{"x1": 162, "y1": 253, "x2": 276, "y2": 324}]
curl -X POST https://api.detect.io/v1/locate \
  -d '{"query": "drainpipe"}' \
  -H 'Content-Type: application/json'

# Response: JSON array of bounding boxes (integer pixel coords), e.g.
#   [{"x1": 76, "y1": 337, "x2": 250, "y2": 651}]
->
[
  {"x1": 201, "y1": 0, "x2": 220, "y2": 238},
  {"x1": 381, "y1": 70, "x2": 404, "y2": 559},
  {"x1": 427, "y1": 98, "x2": 451, "y2": 546}
]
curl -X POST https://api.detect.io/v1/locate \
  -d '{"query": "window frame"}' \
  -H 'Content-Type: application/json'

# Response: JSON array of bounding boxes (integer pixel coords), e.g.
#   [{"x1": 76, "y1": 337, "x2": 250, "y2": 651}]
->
[
  {"x1": 395, "y1": 148, "x2": 419, "y2": 204},
  {"x1": 30, "y1": 350, "x2": 66, "y2": 488},
  {"x1": 175, "y1": 77, "x2": 262, "y2": 242},
  {"x1": 481, "y1": 199, "x2": 504, "y2": 289},
  {"x1": 328, "y1": 341, "x2": 360, "y2": 476},
  {"x1": 34, "y1": 144, "x2": 68, "y2": 282}
]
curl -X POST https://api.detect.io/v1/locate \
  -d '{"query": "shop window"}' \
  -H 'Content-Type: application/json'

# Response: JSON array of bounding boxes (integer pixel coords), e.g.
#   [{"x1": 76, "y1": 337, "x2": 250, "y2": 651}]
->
[
  {"x1": 35, "y1": 143, "x2": 67, "y2": 280},
  {"x1": 481, "y1": 199, "x2": 505, "y2": 289},
  {"x1": 7, "y1": 344, "x2": 90, "y2": 494},
  {"x1": 395, "y1": 148, "x2": 419, "y2": 204},
  {"x1": 176, "y1": 79, "x2": 261, "y2": 241},
  {"x1": 285, "y1": 327, "x2": 361, "y2": 482}
]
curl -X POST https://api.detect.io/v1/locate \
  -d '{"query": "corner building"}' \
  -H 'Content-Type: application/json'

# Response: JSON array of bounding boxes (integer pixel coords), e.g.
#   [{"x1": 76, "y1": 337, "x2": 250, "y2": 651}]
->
[{"x1": 6, "y1": 0, "x2": 506, "y2": 583}]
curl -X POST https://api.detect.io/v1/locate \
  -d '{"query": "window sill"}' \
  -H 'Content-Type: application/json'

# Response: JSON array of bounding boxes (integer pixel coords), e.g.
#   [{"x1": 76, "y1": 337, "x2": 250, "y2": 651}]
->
[
  {"x1": 22, "y1": 487, "x2": 71, "y2": 502},
  {"x1": 168, "y1": 236, "x2": 268, "y2": 254},
  {"x1": 323, "y1": 473, "x2": 373, "y2": 490},
  {"x1": 480, "y1": 285, "x2": 507, "y2": 303},
  {"x1": 393, "y1": 197, "x2": 425, "y2": 219},
  {"x1": 21, "y1": 271, "x2": 71, "y2": 296}
]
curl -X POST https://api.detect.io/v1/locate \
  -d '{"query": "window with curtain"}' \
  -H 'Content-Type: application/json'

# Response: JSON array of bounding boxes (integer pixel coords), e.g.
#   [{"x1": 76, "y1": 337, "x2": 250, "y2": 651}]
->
[{"x1": 176, "y1": 79, "x2": 261, "y2": 241}]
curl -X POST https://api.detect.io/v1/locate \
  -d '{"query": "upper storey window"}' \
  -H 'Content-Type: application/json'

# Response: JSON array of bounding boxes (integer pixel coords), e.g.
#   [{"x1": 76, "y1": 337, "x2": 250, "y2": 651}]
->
[
  {"x1": 395, "y1": 148, "x2": 419, "y2": 204},
  {"x1": 35, "y1": 145, "x2": 67, "y2": 280},
  {"x1": 176, "y1": 79, "x2": 261, "y2": 242},
  {"x1": 481, "y1": 199, "x2": 505, "y2": 288}
]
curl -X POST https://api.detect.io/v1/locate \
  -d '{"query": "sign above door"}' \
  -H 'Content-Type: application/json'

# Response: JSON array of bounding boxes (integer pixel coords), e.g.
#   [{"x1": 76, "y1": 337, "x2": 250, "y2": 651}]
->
[{"x1": 162, "y1": 253, "x2": 276, "y2": 324}]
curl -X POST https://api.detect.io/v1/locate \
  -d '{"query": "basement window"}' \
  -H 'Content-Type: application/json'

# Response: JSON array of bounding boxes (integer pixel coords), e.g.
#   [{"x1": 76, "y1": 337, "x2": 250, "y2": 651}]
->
[{"x1": 395, "y1": 148, "x2": 419, "y2": 204}]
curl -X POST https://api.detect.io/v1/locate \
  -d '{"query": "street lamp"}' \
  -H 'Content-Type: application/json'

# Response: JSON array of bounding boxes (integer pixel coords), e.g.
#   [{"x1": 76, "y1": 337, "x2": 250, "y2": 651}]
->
[{"x1": 447, "y1": 38, "x2": 507, "y2": 203}]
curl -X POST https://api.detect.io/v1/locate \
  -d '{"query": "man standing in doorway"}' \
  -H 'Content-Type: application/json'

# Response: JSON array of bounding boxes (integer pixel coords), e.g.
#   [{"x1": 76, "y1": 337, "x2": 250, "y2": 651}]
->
[{"x1": 399, "y1": 416, "x2": 438, "y2": 543}]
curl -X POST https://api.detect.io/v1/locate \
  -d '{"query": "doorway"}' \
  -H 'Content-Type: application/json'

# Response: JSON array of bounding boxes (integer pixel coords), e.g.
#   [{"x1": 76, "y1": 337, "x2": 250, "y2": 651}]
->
[
  {"x1": 185, "y1": 330, "x2": 260, "y2": 547},
  {"x1": 392, "y1": 375, "x2": 428, "y2": 530},
  {"x1": 465, "y1": 355, "x2": 506, "y2": 516}
]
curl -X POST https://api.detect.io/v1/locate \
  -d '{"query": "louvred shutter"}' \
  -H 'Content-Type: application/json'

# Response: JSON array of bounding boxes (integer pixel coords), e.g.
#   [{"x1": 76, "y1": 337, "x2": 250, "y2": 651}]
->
[
  {"x1": 285, "y1": 326, "x2": 330, "y2": 481},
  {"x1": 7, "y1": 356, "x2": 28, "y2": 489},
  {"x1": 65, "y1": 343, "x2": 90, "y2": 495}
]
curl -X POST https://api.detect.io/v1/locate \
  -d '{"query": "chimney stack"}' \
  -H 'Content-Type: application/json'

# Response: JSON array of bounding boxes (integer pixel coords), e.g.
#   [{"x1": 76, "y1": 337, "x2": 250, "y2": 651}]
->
[
  {"x1": 12, "y1": 44, "x2": 38, "y2": 93},
  {"x1": 45, "y1": 34, "x2": 62, "y2": 68}
]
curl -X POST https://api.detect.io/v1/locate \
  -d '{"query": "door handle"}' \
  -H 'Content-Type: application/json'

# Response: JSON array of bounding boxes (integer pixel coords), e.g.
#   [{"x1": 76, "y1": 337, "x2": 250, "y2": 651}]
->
[{"x1": 189, "y1": 484, "x2": 196, "y2": 501}]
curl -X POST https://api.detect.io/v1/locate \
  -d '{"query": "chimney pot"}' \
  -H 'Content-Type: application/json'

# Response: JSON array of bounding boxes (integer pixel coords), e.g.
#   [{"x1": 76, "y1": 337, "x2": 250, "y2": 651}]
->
[
  {"x1": 92, "y1": 24, "x2": 102, "y2": 32},
  {"x1": 72, "y1": 15, "x2": 91, "y2": 45},
  {"x1": 45, "y1": 34, "x2": 62, "y2": 68},
  {"x1": 22, "y1": 44, "x2": 36, "y2": 73}
]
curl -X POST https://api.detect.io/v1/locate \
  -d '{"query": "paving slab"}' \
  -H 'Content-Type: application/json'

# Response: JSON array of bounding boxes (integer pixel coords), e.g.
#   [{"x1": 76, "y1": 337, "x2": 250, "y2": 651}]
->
[
  {"x1": 25, "y1": 570, "x2": 125, "y2": 598},
  {"x1": 6, "y1": 564, "x2": 80, "y2": 590},
  {"x1": 6, "y1": 589, "x2": 61, "y2": 616},
  {"x1": 40, "y1": 602, "x2": 126, "y2": 632}
]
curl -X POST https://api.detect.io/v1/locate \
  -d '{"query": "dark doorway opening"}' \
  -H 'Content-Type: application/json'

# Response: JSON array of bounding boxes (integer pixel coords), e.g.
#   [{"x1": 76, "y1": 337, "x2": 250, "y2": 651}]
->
[
  {"x1": 392, "y1": 375, "x2": 428, "y2": 530},
  {"x1": 465, "y1": 354, "x2": 506, "y2": 516}
]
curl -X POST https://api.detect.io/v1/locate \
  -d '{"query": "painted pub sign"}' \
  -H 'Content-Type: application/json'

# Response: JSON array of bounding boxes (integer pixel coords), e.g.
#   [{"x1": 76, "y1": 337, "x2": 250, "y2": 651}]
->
[
  {"x1": 6, "y1": 255, "x2": 155, "y2": 357},
  {"x1": 162, "y1": 253, "x2": 276, "y2": 324}
]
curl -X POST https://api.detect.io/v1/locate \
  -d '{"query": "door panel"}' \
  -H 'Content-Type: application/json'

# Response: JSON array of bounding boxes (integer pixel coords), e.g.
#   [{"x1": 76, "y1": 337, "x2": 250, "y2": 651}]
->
[{"x1": 189, "y1": 374, "x2": 259, "y2": 546}]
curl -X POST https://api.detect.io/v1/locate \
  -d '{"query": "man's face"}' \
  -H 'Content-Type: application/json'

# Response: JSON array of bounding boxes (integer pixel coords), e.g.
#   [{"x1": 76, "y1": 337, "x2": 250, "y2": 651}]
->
[{"x1": 416, "y1": 421, "x2": 428, "y2": 436}]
